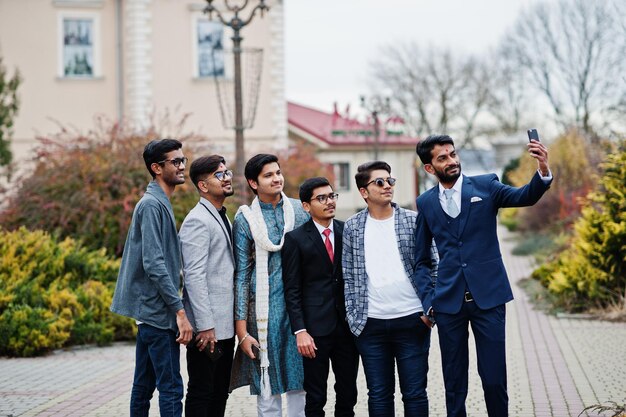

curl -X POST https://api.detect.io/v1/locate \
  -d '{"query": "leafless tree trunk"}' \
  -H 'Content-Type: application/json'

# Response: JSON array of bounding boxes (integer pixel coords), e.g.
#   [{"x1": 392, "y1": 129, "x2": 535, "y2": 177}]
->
[{"x1": 498, "y1": 0, "x2": 626, "y2": 137}]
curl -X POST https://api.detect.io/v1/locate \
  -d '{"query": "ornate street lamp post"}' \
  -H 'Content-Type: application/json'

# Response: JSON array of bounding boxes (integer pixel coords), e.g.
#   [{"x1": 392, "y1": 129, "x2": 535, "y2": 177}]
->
[
  {"x1": 204, "y1": 0, "x2": 269, "y2": 202},
  {"x1": 360, "y1": 95, "x2": 390, "y2": 161}
]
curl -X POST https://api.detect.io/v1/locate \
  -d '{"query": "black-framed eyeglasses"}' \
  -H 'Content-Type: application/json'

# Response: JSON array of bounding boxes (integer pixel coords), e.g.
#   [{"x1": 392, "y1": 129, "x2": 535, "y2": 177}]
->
[
  {"x1": 365, "y1": 177, "x2": 397, "y2": 187},
  {"x1": 311, "y1": 193, "x2": 339, "y2": 204},
  {"x1": 157, "y1": 157, "x2": 188, "y2": 168},
  {"x1": 213, "y1": 170, "x2": 233, "y2": 181}
]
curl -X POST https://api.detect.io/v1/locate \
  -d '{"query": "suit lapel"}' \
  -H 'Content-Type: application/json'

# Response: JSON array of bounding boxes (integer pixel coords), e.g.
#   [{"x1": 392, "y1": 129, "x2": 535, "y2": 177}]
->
[
  {"x1": 457, "y1": 176, "x2": 473, "y2": 237},
  {"x1": 428, "y1": 187, "x2": 451, "y2": 235},
  {"x1": 332, "y1": 219, "x2": 343, "y2": 272},
  {"x1": 199, "y1": 199, "x2": 234, "y2": 261}
]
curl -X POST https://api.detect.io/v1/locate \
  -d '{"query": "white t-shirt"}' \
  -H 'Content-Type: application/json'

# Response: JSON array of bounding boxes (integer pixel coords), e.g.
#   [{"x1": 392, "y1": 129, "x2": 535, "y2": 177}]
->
[{"x1": 364, "y1": 212, "x2": 422, "y2": 319}]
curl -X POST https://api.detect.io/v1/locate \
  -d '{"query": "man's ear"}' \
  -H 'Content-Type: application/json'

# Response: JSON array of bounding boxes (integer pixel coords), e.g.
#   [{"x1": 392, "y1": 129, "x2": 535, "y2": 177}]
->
[
  {"x1": 424, "y1": 164, "x2": 435, "y2": 175},
  {"x1": 151, "y1": 162, "x2": 163, "y2": 177},
  {"x1": 301, "y1": 201, "x2": 311, "y2": 213},
  {"x1": 358, "y1": 187, "x2": 369, "y2": 200},
  {"x1": 197, "y1": 179, "x2": 208, "y2": 193},
  {"x1": 247, "y1": 178, "x2": 258, "y2": 191}
]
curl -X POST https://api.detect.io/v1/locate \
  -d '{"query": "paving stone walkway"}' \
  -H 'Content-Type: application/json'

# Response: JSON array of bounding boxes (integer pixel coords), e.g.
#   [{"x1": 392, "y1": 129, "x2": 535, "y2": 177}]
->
[{"x1": 1, "y1": 226, "x2": 624, "y2": 416}]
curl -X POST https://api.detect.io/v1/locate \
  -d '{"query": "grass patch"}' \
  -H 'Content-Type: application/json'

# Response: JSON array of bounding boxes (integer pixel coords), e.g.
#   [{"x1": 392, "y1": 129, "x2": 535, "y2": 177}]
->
[
  {"x1": 517, "y1": 277, "x2": 563, "y2": 315},
  {"x1": 511, "y1": 232, "x2": 555, "y2": 257}
]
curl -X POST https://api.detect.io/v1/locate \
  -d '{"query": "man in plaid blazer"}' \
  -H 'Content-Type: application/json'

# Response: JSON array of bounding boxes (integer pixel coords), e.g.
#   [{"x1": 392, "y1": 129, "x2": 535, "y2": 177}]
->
[{"x1": 342, "y1": 161, "x2": 438, "y2": 417}]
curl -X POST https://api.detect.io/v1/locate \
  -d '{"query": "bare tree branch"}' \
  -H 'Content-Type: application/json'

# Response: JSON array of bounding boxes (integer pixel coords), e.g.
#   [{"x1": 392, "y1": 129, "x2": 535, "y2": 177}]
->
[{"x1": 498, "y1": 0, "x2": 626, "y2": 136}]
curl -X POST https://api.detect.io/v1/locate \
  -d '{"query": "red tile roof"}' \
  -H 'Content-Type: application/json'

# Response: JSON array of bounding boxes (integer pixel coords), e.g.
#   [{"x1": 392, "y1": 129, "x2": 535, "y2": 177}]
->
[{"x1": 288, "y1": 101, "x2": 418, "y2": 147}]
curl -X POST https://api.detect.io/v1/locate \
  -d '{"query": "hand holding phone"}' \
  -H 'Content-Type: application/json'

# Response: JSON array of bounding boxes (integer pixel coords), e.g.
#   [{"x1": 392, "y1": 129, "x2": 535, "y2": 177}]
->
[
  {"x1": 526, "y1": 128, "x2": 550, "y2": 175},
  {"x1": 191, "y1": 332, "x2": 223, "y2": 361},
  {"x1": 251, "y1": 343, "x2": 261, "y2": 360}
]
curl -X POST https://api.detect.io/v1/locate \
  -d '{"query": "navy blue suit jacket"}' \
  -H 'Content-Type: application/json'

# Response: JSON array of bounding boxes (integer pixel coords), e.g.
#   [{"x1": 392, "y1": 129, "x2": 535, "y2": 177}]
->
[{"x1": 413, "y1": 172, "x2": 551, "y2": 315}]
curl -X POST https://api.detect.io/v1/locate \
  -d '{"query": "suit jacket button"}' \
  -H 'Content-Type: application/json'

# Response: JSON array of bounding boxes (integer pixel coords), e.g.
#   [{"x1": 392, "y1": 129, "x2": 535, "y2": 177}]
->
[
  {"x1": 458, "y1": 242, "x2": 463, "y2": 247},
  {"x1": 461, "y1": 263, "x2": 467, "y2": 268}
]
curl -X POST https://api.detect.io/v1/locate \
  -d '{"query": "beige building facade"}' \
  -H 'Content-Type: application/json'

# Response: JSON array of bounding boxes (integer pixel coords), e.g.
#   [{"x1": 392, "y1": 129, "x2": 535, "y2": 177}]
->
[{"x1": 0, "y1": 0, "x2": 286, "y2": 164}]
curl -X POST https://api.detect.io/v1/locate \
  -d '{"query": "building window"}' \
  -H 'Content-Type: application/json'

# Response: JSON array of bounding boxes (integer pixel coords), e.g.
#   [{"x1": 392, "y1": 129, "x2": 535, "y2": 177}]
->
[
  {"x1": 196, "y1": 19, "x2": 224, "y2": 78},
  {"x1": 58, "y1": 12, "x2": 100, "y2": 78},
  {"x1": 333, "y1": 163, "x2": 350, "y2": 191}
]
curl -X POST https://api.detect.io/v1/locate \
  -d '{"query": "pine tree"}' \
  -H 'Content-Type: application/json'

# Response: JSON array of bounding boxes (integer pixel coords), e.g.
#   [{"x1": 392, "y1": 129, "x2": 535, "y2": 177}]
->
[{"x1": 536, "y1": 142, "x2": 626, "y2": 311}]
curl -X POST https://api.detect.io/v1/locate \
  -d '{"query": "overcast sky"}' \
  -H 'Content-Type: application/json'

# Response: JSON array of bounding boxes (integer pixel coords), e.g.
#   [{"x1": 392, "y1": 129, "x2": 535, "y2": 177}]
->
[{"x1": 284, "y1": 0, "x2": 547, "y2": 114}]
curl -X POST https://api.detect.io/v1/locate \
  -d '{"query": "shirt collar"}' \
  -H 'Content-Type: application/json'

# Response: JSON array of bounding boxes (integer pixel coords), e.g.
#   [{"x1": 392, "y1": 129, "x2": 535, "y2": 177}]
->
[
  {"x1": 313, "y1": 219, "x2": 334, "y2": 235},
  {"x1": 438, "y1": 175, "x2": 463, "y2": 197}
]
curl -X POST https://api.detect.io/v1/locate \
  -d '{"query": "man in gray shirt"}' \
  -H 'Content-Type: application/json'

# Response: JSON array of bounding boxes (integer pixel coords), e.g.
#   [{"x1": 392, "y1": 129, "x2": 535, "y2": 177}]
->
[
  {"x1": 180, "y1": 155, "x2": 236, "y2": 417},
  {"x1": 111, "y1": 139, "x2": 193, "y2": 417}
]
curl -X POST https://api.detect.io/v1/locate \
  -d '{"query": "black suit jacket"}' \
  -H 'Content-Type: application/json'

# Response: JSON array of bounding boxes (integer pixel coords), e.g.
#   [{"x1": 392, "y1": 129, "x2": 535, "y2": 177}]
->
[{"x1": 281, "y1": 218, "x2": 347, "y2": 337}]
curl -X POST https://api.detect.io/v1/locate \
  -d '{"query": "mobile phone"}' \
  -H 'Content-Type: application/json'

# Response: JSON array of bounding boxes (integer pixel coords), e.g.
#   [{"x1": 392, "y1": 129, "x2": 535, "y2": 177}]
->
[
  {"x1": 527, "y1": 128, "x2": 540, "y2": 142},
  {"x1": 206, "y1": 345, "x2": 223, "y2": 362},
  {"x1": 251, "y1": 344, "x2": 261, "y2": 360}
]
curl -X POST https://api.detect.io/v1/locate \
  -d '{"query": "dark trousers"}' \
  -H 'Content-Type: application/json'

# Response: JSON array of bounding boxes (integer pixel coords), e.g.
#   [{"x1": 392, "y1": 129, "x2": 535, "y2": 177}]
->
[
  {"x1": 130, "y1": 324, "x2": 183, "y2": 417},
  {"x1": 355, "y1": 312, "x2": 431, "y2": 417},
  {"x1": 303, "y1": 323, "x2": 359, "y2": 417},
  {"x1": 436, "y1": 303, "x2": 508, "y2": 417},
  {"x1": 184, "y1": 336, "x2": 235, "y2": 417}
]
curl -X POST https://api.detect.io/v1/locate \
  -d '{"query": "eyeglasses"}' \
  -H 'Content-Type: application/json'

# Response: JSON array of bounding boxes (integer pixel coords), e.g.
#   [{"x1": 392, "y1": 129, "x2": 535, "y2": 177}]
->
[
  {"x1": 213, "y1": 170, "x2": 233, "y2": 181},
  {"x1": 311, "y1": 193, "x2": 339, "y2": 204},
  {"x1": 157, "y1": 157, "x2": 188, "y2": 168},
  {"x1": 365, "y1": 177, "x2": 397, "y2": 187}
]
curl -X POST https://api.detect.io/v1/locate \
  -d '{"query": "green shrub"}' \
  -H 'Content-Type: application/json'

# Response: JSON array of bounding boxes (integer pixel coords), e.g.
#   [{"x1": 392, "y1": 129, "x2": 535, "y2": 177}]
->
[
  {"x1": 0, "y1": 118, "x2": 203, "y2": 256},
  {"x1": 0, "y1": 227, "x2": 133, "y2": 357},
  {"x1": 532, "y1": 144, "x2": 626, "y2": 311}
]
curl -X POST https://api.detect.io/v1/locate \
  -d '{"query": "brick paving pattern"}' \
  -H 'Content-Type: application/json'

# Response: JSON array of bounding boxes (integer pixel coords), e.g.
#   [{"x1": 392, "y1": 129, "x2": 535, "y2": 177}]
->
[{"x1": 1, "y1": 226, "x2": 625, "y2": 416}]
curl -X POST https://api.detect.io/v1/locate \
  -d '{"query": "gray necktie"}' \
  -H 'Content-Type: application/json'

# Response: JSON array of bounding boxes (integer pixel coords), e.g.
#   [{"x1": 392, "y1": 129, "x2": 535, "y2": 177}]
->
[{"x1": 443, "y1": 189, "x2": 460, "y2": 218}]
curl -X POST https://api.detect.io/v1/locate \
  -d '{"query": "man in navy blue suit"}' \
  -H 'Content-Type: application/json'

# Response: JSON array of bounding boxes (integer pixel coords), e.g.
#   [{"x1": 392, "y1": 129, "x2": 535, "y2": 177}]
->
[{"x1": 413, "y1": 134, "x2": 552, "y2": 417}]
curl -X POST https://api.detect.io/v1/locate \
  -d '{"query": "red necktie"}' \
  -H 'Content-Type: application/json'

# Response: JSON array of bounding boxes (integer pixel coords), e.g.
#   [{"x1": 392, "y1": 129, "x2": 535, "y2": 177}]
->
[{"x1": 322, "y1": 228, "x2": 334, "y2": 263}]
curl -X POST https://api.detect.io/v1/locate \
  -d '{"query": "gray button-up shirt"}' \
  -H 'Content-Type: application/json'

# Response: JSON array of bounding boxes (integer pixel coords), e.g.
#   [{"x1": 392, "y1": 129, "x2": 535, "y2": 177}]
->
[{"x1": 110, "y1": 181, "x2": 184, "y2": 331}]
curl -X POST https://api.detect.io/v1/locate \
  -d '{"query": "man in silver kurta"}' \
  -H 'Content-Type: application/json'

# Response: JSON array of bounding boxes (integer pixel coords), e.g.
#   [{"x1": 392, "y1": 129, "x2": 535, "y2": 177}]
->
[{"x1": 229, "y1": 154, "x2": 309, "y2": 417}]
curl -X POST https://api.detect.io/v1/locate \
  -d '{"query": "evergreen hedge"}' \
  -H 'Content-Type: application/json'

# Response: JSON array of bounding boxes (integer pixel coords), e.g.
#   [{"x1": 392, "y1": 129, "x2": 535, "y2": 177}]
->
[
  {"x1": 0, "y1": 227, "x2": 133, "y2": 357},
  {"x1": 532, "y1": 144, "x2": 626, "y2": 311}
]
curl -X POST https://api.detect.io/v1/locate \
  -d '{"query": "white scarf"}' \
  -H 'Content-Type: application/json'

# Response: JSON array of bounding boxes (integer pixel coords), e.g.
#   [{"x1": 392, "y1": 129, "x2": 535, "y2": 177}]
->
[{"x1": 237, "y1": 192, "x2": 295, "y2": 399}]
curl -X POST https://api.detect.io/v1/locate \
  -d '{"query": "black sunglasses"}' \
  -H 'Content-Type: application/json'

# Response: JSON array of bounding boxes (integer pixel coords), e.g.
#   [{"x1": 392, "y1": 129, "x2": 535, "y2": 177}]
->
[
  {"x1": 157, "y1": 157, "x2": 188, "y2": 168},
  {"x1": 365, "y1": 177, "x2": 397, "y2": 187}
]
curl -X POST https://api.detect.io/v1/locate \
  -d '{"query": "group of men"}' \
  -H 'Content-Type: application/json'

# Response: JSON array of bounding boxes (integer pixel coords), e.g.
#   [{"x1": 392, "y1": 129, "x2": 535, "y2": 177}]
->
[{"x1": 111, "y1": 133, "x2": 551, "y2": 417}]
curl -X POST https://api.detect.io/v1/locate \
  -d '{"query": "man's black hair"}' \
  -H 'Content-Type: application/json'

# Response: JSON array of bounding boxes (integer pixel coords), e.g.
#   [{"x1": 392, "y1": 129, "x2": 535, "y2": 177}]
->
[
  {"x1": 143, "y1": 139, "x2": 183, "y2": 178},
  {"x1": 416, "y1": 135, "x2": 455, "y2": 165},
  {"x1": 299, "y1": 177, "x2": 331, "y2": 202},
  {"x1": 244, "y1": 154, "x2": 280, "y2": 195},
  {"x1": 189, "y1": 155, "x2": 226, "y2": 189},
  {"x1": 354, "y1": 160, "x2": 391, "y2": 189}
]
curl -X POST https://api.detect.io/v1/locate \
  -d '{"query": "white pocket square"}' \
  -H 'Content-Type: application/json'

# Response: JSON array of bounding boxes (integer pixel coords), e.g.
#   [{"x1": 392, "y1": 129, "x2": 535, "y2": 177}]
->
[{"x1": 470, "y1": 196, "x2": 483, "y2": 203}]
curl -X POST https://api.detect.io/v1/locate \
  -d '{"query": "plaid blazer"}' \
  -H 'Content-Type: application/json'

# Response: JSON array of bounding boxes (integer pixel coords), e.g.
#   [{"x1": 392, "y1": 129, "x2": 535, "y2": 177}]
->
[{"x1": 342, "y1": 203, "x2": 438, "y2": 337}]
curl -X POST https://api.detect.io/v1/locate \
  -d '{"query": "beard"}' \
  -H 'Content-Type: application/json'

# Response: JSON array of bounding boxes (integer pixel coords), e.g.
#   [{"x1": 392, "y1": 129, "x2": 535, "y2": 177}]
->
[
  {"x1": 224, "y1": 188, "x2": 235, "y2": 197},
  {"x1": 434, "y1": 163, "x2": 462, "y2": 183}
]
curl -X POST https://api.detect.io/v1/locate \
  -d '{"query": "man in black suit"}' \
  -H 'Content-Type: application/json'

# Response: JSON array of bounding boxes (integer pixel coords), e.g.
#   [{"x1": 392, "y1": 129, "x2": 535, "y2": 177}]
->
[{"x1": 282, "y1": 177, "x2": 359, "y2": 417}]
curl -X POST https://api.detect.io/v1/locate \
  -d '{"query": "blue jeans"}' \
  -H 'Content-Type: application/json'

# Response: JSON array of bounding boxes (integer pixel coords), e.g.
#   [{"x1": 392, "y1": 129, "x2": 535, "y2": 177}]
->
[
  {"x1": 355, "y1": 312, "x2": 431, "y2": 417},
  {"x1": 130, "y1": 324, "x2": 183, "y2": 417}
]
